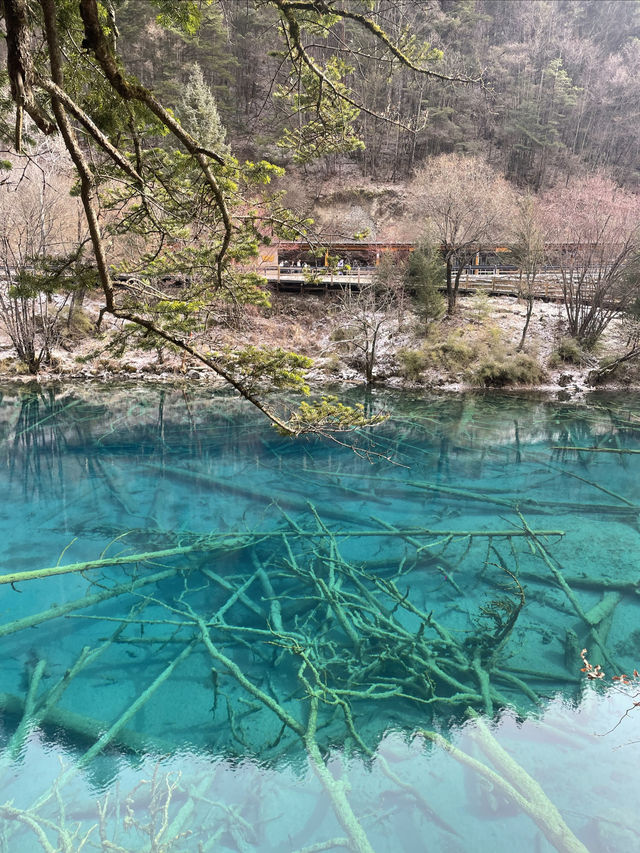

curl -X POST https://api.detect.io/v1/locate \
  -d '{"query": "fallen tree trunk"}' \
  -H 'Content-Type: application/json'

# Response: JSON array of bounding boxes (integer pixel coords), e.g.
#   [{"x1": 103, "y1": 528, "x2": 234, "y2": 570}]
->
[
  {"x1": 0, "y1": 567, "x2": 180, "y2": 638},
  {"x1": 0, "y1": 534, "x2": 252, "y2": 586},
  {"x1": 0, "y1": 690, "x2": 170, "y2": 754}
]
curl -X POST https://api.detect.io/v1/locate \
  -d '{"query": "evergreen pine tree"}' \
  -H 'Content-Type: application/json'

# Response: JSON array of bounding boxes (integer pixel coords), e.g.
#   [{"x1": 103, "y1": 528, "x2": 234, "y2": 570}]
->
[
  {"x1": 180, "y1": 64, "x2": 229, "y2": 154},
  {"x1": 406, "y1": 244, "x2": 446, "y2": 326}
]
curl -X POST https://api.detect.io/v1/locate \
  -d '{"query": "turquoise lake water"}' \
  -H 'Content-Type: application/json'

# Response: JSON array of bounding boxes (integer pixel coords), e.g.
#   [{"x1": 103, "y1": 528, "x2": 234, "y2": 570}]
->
[{"x1": 0, "y1": 383, "x2": 639, "y2": 852}]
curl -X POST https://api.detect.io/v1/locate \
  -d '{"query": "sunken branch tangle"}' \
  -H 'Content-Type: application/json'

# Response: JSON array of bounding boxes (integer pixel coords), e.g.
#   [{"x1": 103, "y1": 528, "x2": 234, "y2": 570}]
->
[{"x1": 0, "y1": 505, "x2": 616, "y2": 853}]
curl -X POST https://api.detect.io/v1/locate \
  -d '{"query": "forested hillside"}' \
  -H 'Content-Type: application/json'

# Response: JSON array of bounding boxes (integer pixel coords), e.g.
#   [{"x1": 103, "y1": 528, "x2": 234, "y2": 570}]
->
[
  {"x1": 116, "y1": 0, "x2": 640, "y2": 188},
  {"x1": 1, "y1": 0, "x2": 640, "y2": 411}
]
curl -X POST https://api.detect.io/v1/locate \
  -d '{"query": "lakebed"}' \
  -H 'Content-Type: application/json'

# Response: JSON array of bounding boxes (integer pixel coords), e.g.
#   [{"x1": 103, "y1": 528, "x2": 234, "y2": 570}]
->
[{"x1": 0, "y1": 383, "x2": 638, "y2": 852}]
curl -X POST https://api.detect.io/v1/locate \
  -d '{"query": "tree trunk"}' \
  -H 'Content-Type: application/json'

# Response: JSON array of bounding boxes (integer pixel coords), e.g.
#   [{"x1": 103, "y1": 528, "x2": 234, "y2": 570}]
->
[
  {"x1": 446, "y1": 256, "x2": 456, "y2": 315},
  {"x1": 453, "y1": 263, "x2": 465, "y2": 309},
  {"x1": 517, "y1": 297, "x2": 533, "y2": 352},
  {"x1": 517, "y1": 276, "x2": 535, "y2": 352},
  {"x1": 68, "y1": 286, "x2": 86, "y2": 329}
]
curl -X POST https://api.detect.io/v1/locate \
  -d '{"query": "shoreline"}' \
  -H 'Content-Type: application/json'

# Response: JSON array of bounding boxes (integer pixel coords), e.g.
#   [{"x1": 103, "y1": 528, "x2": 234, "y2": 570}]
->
[
  {"x1": 1, "y1": 292, "x2": 638, "y2": 398},
  {"x1": 2, "y1": 369, "x2": 639, "y2": 400}
]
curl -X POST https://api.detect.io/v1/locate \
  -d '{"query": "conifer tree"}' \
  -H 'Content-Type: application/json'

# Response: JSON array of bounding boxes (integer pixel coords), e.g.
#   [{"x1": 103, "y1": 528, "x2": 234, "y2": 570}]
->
[
  {"x1": 179, "y1": 63, "x2": 229, "y2": 155},
  {"x1": 0, "y1": 0, "x2": 460, "y2": 435}
]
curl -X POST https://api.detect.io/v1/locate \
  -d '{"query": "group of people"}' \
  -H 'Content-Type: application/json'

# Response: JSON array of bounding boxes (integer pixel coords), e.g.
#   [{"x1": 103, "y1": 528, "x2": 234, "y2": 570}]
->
[{"x1": 278, "y1": 258, "x2": 358, "y2": 273}]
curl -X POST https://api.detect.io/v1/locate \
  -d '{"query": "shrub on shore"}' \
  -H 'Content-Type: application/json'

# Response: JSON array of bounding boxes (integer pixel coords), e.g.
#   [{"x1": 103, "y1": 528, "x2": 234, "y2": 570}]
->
[
  {"x1": 549, "y1": 337, "x2": 588, "y2": 366},
  {"x1": 473, "y1": 352, "x2": 545, "y2": 387}
]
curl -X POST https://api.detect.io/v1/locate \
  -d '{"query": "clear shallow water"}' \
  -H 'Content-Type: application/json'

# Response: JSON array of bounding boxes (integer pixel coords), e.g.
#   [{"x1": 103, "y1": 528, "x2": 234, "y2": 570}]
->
[{"x1": 0, "y1": 383, "x2": 639, "y2": 852}]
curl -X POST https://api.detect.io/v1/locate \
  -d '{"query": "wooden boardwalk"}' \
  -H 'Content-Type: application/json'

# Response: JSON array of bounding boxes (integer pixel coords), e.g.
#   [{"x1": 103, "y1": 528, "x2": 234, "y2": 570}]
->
[{"x1": 262, "y1": 266, "x2": 567, "y2": 301}]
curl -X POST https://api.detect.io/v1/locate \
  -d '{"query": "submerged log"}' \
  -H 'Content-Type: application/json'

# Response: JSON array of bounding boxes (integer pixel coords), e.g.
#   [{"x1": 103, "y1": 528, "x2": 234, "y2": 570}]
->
[
  {"x1": 584, "y1": 591, "x2": 623, "y2": 628},
  {"x1": 0, "y1": 535, "x2": 252, "y2": 586},
  {"x1": 77, "y1": 640, "x2": 197, "y2": 770},
  {"x1": 408, "y1": 480, "x2": 640, "y2": 519},
  {"x1": 0, "y1": 690, "x2": 170, "y2": 754},
  {"x1": 518, "y1": 513, "x2": 621, "y2": 673},
  {"x1": 564, "y1": 629, "x2": 582, "y2": 671},
  {"x1": 0, "y1": 526, "x2": 566, "y2": 589},
  {"x1": 6, "y1": 659, "x2": 47, "y2": 760},
  {"x1": 0, "y1": 567, "x2": 180, "y2": 637},
  {"x1": 586, "y1": 591, "x2": 623, "y2": 666},
  {"x1": 144, "y1": 462, "x2": 361, "y2": 524},
  {"x1": 471, "y1": 715, "x2": 590, "y2": 853},
  {"x1": 502, "y1": 664, "x2": 580, "y2": 686},
  {"x1": 421, "y1": 722, "x2": 589, "y2": 853},
  {"x1": 520, "y1": 571, "x2": 639, "y2": 596},
  {"x1": 552, "y1": 446, "x2": 640, "y2": 454}
]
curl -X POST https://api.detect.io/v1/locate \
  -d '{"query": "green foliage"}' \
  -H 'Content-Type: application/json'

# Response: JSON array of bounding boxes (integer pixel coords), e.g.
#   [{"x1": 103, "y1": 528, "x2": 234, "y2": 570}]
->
[
  {"x1": 212, "y1": 345, "x2": 312, "y2": 394},
  {"x1": 107, "y1": 321, "x2": 183, "y2": 360},
  {"x1": 411, "y1": 316, "x2": 544, "y2": 387},
  {"x1": 323, "y1": 352, "x2": 342, "y2": 374},
  {"x1": 397, "y1": 347, "x2": 430, "y2": 381},
  {"x1": 276, "y1": 57, "x2": 364, "y2": 163},
  {"x1": 302, "y1": 267, "x2": 324, "y2": 287},
  {"x1": 9, "y1": 255, "x2": 98, "y2": 300},
  {"x1": 115, "y1": 1, "x2": 235, "y2": 112},
  {"x1": 394, "y1": 26, "x2": 443, "y2": 66},
  {"x1": 405, "y1": 245, "x2": 446, "y2": 325},
  {"x1": 223, "y1": 272, "x2": 271, "y2": 308},
  {"x1": 279, "y1": 396, "x2": 387, "y2": 436},
  {"x1": 588, "y1": 349, "x2": 640, "y2": 386},
  {"x1": 74, "y1": 348, "x2": 103, "y2": 364},
  {"x1": 179, "y1": 64, "x2": 229, "y2": 153},
  {"x1": 152, "y1": 1, "x2": 207, "y2": 35},
  {"x1": 330, "y1": 326, "x2": 351, "y2": 344},
  {"x1": 424, "y1": 330, "x2": 476, "y2": 370},
  {"x1": 58, "y1": 306, "x2": 95, "y2": 343},
  {"x1": 472, "y1": 353, "x2": 545, "y2": 387},
  {"x1": 110, "y1": 292, "x2": 204, "y2": 357},
  {"x1": 243, "y1": 160, "x2": 285, "y2": 185},
  {"x1": 468, "y1": 290, "x2": 492, "y2": 323},
  {"x1": 549, "y1": 338, "x2": 588, "y2": 367},
  {"x1": 502, "y1": 56, "x2": 581, "y2": 185},
  {"x1": 0, "y1": 357, "x2": 31, "y2": 376}
]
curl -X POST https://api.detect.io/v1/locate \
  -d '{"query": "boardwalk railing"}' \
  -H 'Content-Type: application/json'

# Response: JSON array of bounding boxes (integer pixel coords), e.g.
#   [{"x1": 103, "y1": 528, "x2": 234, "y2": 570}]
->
[
  {"x1": 0, "y1": 264, "x2": 584, "y2": 304},
  {"x1": 260, "y1": 266, "x2": 569, "y2": 301}
]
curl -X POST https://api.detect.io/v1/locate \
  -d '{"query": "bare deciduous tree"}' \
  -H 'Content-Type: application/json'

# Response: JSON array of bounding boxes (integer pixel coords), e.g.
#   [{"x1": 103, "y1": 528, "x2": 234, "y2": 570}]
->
[
  {"x1": 509, "y1": 193, "x2": 545, "y2": 351},
  {"x1": 0, "y1": 143, "x2": 84, "y2": 372},
  {"x1": 409, "y1": 154, "x2": 516, "y2": 314},
  {"x1": 333, "y1": 265, "x2": 405, "y2": 386},
  {"x1": 540, "y1": 175, "x2": 640, "y2": 348}
]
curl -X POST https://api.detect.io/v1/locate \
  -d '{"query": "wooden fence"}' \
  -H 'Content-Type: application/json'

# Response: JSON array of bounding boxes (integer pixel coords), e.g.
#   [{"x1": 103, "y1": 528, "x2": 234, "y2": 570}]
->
[{"x1": 261, "y1": 266, "x2": 568, "y2": 301}]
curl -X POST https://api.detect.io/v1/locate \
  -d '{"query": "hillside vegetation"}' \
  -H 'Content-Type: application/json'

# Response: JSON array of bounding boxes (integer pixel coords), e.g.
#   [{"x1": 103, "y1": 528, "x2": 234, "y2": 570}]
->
[
  {"x1": 116, "y1": 0, "x2": 640, "y2": 189},
  {"x1": 1, "y1": 0, "x2": 640, "y2": 425}
]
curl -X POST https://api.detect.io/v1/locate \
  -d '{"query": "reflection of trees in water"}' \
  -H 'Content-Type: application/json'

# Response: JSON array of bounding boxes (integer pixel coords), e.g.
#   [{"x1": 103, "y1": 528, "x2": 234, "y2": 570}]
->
[
  {"x1": 6, "y1": 386, "x2": 89, "y2": 500},
  {"x1": 370, "y1": 393, "x2": 640, "y2": 473},
  {"x1": 0, "y1": 384, "x2": 267, "y2": 502},
  {"x1": 12, "y1": 384, "x2": 640, "y2": 479}
]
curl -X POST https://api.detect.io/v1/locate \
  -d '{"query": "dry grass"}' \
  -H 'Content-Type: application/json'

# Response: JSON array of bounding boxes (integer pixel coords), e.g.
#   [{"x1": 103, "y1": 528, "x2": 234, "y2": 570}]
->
[{"x1": 0, "y1": 288, "x2": 632, "y2": 392}]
